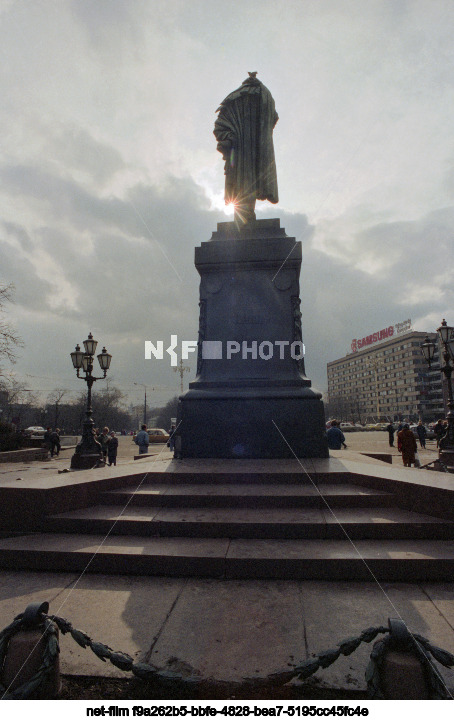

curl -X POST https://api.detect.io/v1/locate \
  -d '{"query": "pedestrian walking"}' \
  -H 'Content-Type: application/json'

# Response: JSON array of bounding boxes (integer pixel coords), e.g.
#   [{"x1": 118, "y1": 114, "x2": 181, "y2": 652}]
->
[
  {"x1": 386, "y1": 422, "x2": 395, "y2": 447},
  {"x1": 107, "y1": 431, "x2": 118, "y2": 466},
  {"x1": 397, "y1": 424, "x2": 417, "y2": 467},
  {"x1": 416, "y1": 421, "x2": 426, "y2": 449},
  {"x1": 49, "y1": 428, "x2": 61, "y2": 457},
  {"x1": 134, "y1": 424, "x2": 149, "y2": 454}
]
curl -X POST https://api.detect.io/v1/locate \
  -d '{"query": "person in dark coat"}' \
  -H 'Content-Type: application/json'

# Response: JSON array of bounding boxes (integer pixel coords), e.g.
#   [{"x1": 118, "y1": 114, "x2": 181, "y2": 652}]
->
[
  {"x1": 97, "y1": 426, "x2": 110, "y2": 461},
  {"x1": 107, "y1": 431, "x2": 118, "y2": 466},
  {"x1": 49, "y1": 428, "x2": 60, "y2": 457},
  {"x1": 416, "y1": 421, "x2": 427, "y2": 448},
  {"x1": 397, "y1": 424, "x2": 417, "y2": 467},
  {"x1": 433, "y1": 419, "x2": 445, "y2": 448},
  {"x1": 386, "y1": 422, "x2": 395, "y2": 447},
  {"x1": 326, "y1": 420, "x2": 347, "y2": 450}
]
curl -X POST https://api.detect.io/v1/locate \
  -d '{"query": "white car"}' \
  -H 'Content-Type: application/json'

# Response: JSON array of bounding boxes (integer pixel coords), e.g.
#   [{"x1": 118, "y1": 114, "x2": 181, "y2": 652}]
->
[
  {"x1": 24, "y1": 426, "x2": 46, "y2": 436},
  {"x1": 339, "y1": 422, "x2": 357, "y2": 432}
]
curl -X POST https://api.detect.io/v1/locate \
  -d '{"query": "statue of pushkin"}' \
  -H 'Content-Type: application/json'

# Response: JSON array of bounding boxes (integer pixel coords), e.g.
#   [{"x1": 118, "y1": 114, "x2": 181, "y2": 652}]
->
[{"x1": 214, "y1": 72, "x2": 279, "y2": 225}]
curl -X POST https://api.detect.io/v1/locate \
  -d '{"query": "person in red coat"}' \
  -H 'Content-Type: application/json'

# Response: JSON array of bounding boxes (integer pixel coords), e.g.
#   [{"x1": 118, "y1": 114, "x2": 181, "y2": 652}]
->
[{"x1": 397, "y1": 424, "x2": 417, "y2": 467}]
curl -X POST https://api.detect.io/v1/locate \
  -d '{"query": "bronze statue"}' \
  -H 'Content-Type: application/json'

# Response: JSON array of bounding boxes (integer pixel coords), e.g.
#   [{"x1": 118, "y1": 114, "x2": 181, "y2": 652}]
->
[{"x1": 214, "y1": 72, "x2": 279, "y2": 224}]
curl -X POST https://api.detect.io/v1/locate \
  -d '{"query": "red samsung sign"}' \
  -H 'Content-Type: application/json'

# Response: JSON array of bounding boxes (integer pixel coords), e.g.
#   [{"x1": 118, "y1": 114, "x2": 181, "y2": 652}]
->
[{"x1": 351, "y1": 326, "x2": 394, "y2": 353}]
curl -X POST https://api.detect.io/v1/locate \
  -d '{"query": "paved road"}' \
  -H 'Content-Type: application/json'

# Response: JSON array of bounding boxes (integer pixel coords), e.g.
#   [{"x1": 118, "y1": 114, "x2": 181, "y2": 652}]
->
[{"x1": 0, "y1": 430, "x2": 439, "y2": 485}]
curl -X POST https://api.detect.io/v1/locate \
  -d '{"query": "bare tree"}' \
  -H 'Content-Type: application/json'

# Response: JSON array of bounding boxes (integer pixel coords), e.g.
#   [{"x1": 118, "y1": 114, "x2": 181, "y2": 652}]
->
[
  {"x1": 47, "y1": 388, "x2": 68, "y2": 428},
  {"x1": 73, "y1": 381, "x2": 131, "y2": 433},
  {"x1": 0, "y1": 284, "x2": 22, "y2": 377},
  {"x1": 0, "y1": 378, "x2": 36, "y2": 424}
]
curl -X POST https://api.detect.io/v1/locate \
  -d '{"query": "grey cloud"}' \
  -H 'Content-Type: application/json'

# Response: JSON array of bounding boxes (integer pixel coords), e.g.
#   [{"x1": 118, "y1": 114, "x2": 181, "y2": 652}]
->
[
  {"x1": 0, "y1": 164, "x2": 217, "y2": 251},
  {"x1": 299, "y1": 207, "x2": 454, "y2": 389},
  {"x1": 2, "y1": 221, "x2": 34, "y2": 252},
  {"x1": 70, "y1": 0, "x2": 148, "y2": 52},
  {"x1": 0, "y1": 240, "x2": 54, "y2": 309},
  {"x1": 315, "y1": 204, "x2": 454, "y2": 276},
  {"x1": 46, "y1": 126, "x2": 127, "y2": 185},
  {"x1": 0, "y1": 164, "x2": 143, "y2": 236},
  {"x1": 2, "y1": 158, "x2": 452, "y2": 395}
]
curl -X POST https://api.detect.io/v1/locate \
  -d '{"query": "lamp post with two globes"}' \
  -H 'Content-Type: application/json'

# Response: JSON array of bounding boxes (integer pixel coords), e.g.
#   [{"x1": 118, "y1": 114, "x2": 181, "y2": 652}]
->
[
  {"x1": 70, "y1": 332, "x2": 112, "y2": 470},
  {"x1": 421, "y1": 319, "x2": 454, "y2": 465}
]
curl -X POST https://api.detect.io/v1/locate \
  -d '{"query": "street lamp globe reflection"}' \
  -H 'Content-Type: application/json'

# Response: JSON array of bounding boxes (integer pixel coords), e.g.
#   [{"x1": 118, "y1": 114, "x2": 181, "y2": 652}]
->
[{"x1": 69, "y1": 332, "x2": 112, "y2": 470}]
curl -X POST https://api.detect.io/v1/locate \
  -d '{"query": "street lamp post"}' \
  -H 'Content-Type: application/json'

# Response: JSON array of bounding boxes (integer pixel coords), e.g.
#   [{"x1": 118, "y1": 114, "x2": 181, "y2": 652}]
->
[
  {"x1": 70, "y1": 332, "x2": 112, "y2": 470},
  {"x1": 421, "y1": 320, "x2": 454, "y2": 465},
  {"x1": 174, "y1": 359, "x2": 191, "y2": 394},
  {"x1": 134, "y1": 382, "x2": 148, "y2": 427}
]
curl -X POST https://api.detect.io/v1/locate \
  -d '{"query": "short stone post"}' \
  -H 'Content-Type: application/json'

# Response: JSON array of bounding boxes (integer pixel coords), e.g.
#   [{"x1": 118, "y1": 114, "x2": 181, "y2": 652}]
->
[
  {"x1": 380, "y1": 618, "x2": 430, "y2": 699},
  {"x1": 1, "y1": 601, "x2": 60, "y2": 698}
]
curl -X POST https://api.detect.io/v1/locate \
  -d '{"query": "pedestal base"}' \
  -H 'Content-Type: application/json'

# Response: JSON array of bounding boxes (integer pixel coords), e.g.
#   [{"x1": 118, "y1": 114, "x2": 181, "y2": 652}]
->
[
  {"x1": 176, "y1": 388, "x2": 328, "y2": 459},
  {"x1": 70, "y1": 452, "x2": 105, "y2": 470},
  {"x1": 439, "y1": 448, "x2": 454, "y2": 468},
  {"x1": 176, "y1": 219, "x2": 328, "y2": 459}
]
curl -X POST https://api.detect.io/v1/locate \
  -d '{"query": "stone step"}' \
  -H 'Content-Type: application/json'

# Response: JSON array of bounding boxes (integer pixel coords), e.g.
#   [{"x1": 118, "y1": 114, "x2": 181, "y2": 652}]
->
[
  {"x1": 0, "y1": 533, "x2": 453, "y2": 581},
  {"x1": 44, "y1": 505, "x2": 454, "y2": 540},
  {"x1": 99, "y1": 483, "x2": 396, "y2": 509}
]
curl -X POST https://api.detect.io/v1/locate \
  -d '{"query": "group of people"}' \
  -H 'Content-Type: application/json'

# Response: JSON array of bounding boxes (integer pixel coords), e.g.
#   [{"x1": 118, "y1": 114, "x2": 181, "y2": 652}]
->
[
  {"x1": 327, "y1": 417, "x2": 450, "y2": 469},
  {"x1": 386, "y1": 419, "x2": 449, "y2": 467},
  {"x1": 387, "y1": 419, "x2": 452, "y2": 468},
  {"x1": 94, "y1": 426, "x2": 118, "y2": 466},
  {"x1": 386, "y1": 421, "x2": 428, "y2": 449}
]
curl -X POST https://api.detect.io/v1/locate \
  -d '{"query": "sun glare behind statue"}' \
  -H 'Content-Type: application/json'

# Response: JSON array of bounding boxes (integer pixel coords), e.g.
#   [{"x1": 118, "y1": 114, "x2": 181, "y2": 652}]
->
[
  {"x1": 224, "y1": 202, "x2": 235, "y2": 217},
  {"x1": 204, "y1": 187, "x2": 235, "y2": 216}
]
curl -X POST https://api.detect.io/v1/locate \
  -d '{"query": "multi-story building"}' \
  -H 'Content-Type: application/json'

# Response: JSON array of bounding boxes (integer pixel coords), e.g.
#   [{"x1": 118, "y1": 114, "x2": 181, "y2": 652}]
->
[{"x1": 327, "y1": 327, "x2": 445, "y2": 423}]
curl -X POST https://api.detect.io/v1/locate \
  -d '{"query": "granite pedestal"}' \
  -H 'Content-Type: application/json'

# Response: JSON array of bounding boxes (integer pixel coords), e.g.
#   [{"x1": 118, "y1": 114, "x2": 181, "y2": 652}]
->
[{"x1": 176, "y1": 219, "x2": 328, "y2": 459}]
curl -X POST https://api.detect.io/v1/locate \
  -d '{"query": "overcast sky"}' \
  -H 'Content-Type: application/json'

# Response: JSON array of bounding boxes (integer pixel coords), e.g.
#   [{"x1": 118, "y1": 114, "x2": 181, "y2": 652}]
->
[{"x1": 1, "y1": 0, "x2": 454, "y2": 411}]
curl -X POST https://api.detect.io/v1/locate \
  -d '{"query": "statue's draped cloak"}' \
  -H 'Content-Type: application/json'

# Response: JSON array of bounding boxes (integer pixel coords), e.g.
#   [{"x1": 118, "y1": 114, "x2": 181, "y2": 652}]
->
[{"x1": 214, "y1": 78, "x2": 279, "y2": 207}]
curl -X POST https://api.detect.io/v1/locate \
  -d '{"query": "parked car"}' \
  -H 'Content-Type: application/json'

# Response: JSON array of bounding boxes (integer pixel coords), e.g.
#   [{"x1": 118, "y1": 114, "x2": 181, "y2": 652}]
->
[
  {"x1": 147, "y1": 428, "x2": 170, "y2": 443},
  {"x1": 24, "y1": 426, "x2": 46, "y2": 436},
  {"x1": 339, "y1": 422, "x2": 357, "y2": 432}
]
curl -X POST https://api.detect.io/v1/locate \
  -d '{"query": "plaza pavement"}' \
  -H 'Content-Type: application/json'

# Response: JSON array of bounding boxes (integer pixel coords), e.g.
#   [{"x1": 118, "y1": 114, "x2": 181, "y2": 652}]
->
[{"x1": 0, "y1": 433, "x2": 453, "y2": 696}]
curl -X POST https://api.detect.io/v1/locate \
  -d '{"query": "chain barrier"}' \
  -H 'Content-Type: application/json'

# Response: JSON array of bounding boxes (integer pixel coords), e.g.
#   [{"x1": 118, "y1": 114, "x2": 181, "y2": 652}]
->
[
  {"x1": 1, "y1": 605, "x2": 453, "y2": 699},
  {"x1": 49, "y1": 613, "x2": 200, "y2": 687}
]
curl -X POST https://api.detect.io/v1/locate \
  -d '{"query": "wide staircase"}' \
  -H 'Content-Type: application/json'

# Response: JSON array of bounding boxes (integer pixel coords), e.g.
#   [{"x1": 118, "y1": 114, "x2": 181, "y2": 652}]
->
[{"x1": 1, "y1": 466, "x2": 454, "y2": 580}]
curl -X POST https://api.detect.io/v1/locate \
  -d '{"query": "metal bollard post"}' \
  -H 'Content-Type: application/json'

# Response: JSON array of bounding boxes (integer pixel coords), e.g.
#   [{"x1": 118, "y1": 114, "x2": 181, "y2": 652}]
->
[{"x1": 1, "y1": 601, "x2": 61, "y2": 698}]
